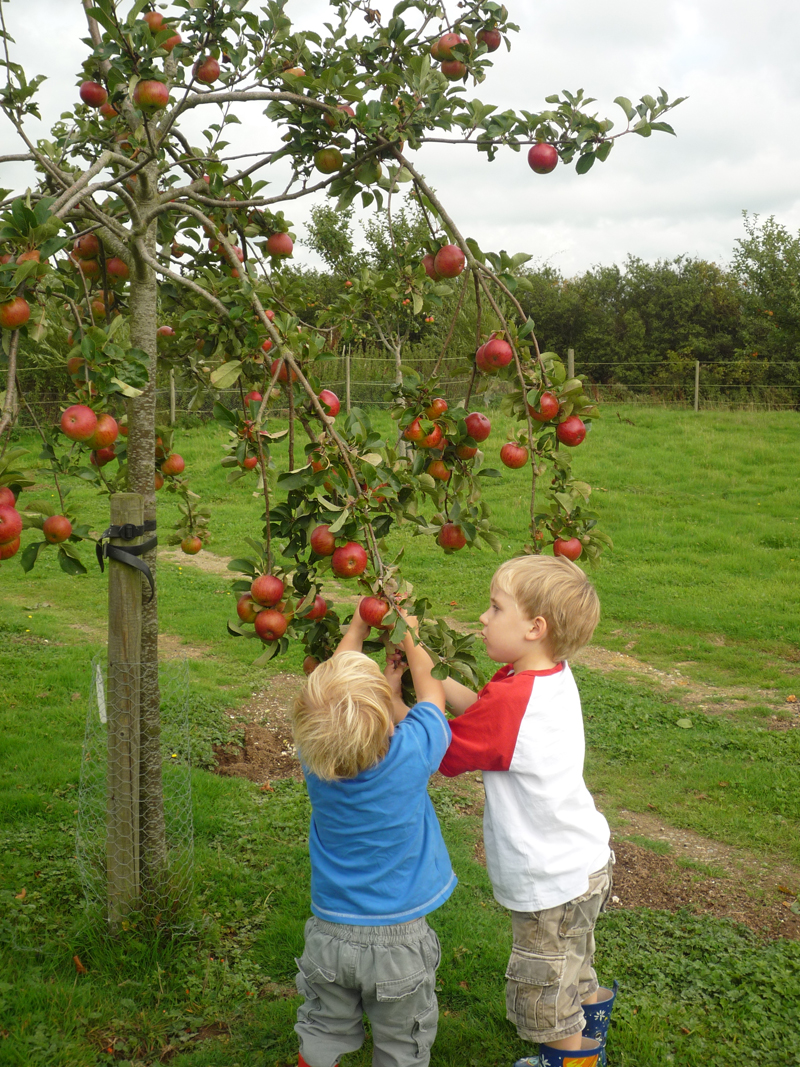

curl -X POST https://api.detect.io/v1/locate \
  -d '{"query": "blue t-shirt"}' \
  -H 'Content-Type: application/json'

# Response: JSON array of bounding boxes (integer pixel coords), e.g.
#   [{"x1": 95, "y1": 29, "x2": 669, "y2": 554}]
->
[{"x1": 302, "y1": 701, "x2": 457, "y2": 925}]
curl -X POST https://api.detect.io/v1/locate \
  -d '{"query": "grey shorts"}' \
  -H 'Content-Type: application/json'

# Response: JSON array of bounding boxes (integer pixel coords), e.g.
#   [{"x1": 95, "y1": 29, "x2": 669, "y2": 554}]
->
[
  {"x1": 294, "y1": 915, "x2": 442, "y2": 1067},
  {"x1": 505, "y1": 858, "x2": 613, "y2": 1045}
]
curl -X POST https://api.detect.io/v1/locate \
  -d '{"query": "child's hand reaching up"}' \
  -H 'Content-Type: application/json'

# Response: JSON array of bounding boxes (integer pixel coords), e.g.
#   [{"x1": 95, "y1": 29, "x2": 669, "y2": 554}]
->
[{"x1": 384, "y1": 648, "x2": 410, "y2": 723}]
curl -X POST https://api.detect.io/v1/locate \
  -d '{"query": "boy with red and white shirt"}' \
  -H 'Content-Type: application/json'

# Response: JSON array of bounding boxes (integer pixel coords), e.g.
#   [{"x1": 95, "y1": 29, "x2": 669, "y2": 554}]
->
[{"x1": 439, "y1": 555, "x2": 617, "y2": 1067}]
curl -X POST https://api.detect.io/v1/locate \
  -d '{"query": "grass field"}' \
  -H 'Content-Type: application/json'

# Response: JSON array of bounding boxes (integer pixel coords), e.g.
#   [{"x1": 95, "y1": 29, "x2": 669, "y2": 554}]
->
[{"x1": 1, "y1": 405, "x2": 799, "y2": 1066}]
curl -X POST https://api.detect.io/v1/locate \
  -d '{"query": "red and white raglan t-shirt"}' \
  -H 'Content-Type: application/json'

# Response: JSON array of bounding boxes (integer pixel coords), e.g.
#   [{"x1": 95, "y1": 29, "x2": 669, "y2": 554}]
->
[{"x1": 439, "y1": 662, "x2": 610, "y2": 912}]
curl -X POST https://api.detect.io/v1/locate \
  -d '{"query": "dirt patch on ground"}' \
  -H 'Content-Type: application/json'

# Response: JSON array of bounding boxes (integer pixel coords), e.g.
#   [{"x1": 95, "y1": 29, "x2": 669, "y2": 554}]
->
[
  {"x1": 573, "y1": 645, "x2": 800, "y2": 726},
  {"x1": 210, "y1": 673, "x2": 800, "y2": 941}
]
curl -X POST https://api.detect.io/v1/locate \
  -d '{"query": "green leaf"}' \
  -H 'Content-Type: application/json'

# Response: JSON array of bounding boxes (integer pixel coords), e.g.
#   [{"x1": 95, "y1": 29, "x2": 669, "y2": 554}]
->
[
  {"x1": 20, "y1": 540, "x2": 47, "y2": 572},
  {"x1": 614, "y1": 96, "x2": 635, "y2": 121},
  {"x1": 58, "y1": 546, "x2": 87, "y2": 576},
  {"x1": 431, "y1": 661, "x2": 450, "y2": 681},
  {"x1": 575, "y1": 152, "x2": 595, "y2": 175},
  {"x1": 210, "y1": 361, "x2": 243, "y2": 389},
  {"x1": 676, "y1": 718, "x2": 693, "y2": 730}
]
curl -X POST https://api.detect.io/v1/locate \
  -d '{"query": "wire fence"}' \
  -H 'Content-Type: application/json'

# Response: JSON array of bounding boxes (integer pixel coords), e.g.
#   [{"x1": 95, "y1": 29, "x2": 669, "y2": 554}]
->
[
  {"x1": 10, "y1": 354, "x2": 800, "y2": 428},
  {"x1": 76, "y1": 656, "x2": 194, "y2": 930}
]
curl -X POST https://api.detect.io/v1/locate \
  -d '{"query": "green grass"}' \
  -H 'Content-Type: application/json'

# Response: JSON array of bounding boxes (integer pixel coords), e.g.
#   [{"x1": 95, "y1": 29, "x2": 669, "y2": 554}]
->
[{"x1": 2, "y1": 406, "x2": 800, "y2": 1065}]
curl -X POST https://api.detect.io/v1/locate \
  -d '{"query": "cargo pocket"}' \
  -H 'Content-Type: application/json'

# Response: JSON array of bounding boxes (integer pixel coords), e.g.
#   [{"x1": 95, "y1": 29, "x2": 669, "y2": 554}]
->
[
  {"x1": 559, "y1": 877, "x2": 606, "y2": 939},
  {"x1": 295, "y1": 955, "x2": 337, "y2": 1017},
  {"x1": 376, "y1": 968, "x2": 427, "y2": 1003},
  {"x1": 505, "y1": 948, "x2": 565, "y2": 1032},
  {"x1": 412, "y1": 1001, "x2": 439, "y2": 1057}
]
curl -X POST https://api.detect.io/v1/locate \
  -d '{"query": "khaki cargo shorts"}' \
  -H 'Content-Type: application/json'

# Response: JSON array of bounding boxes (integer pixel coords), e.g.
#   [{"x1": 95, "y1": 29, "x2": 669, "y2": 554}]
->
[{"x1": 505, "y1": 857, "x2": 614, "y2": 1045}]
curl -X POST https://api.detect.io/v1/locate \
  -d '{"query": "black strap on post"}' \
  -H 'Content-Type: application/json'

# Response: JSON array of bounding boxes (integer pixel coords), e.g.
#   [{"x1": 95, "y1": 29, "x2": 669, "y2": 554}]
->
[{"x1": 96, "y1": 519, "x2": 158, "y2": 601}]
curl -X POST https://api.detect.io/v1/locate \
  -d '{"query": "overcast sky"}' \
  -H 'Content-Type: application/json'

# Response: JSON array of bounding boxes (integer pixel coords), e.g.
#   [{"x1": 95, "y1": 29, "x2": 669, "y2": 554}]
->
[{"x1": 2, "y1": 0, "x2": 799, "y2": 277}]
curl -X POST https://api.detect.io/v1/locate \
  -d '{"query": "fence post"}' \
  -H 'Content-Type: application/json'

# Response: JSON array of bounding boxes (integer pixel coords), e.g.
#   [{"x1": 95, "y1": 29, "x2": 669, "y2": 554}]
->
[
  {"x1": 345, "y1": 345, "x2": 351, "y2": 413},
  {"x1": 169, "y1": 368, "x2": 176, "y2": 426},
  {"x1": 106, "y1": 492, "x2": 143, "y2": 926},
  {"x1": 694, "y1": 361, "x2": 700, "y2": 412},
  {"x1": 568, "y1": 348, "x2": 575, "y2": 378}
]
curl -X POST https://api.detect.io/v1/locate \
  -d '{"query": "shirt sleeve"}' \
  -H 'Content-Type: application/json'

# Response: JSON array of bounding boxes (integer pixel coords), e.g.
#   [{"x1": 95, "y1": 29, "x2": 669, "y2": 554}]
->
[
  {"x1": 399, "y1": 701, "x2": 452, "y2": 773},
  {"x1": 438, "y1": 669, "x2": 532, "y2": 776}
]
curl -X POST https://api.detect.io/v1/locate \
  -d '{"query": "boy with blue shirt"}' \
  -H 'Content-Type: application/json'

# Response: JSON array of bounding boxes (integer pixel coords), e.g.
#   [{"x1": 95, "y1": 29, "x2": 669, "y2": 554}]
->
[{"x1": 291, "y1": 601, "x2": 456, "y2": 1067}]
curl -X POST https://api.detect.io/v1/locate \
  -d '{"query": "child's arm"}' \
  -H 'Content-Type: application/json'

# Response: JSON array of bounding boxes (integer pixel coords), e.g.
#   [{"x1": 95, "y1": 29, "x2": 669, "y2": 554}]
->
[
  {"x1": 401, "y1": 618, "x2": 445, "y2": 714},
  {"x1": 383, "y1": 649, "x2": 410, "y2": 724},
  {"x1": 333, "y1": 602, "x2": 371, "y2": 656},
  {"x1": 442, "y1": 677, "x2": 478, "y2": 716}
]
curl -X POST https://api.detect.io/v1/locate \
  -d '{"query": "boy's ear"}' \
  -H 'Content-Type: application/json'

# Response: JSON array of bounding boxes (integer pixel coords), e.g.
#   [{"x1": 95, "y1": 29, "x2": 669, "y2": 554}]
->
[{"x1": 526, "y1": 615, "x2": 549, "y2": 642}]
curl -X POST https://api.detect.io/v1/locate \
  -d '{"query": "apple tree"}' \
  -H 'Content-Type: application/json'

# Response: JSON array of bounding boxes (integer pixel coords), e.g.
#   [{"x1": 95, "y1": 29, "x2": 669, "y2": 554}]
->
[{"x1": 0, "y1": 0, "x2": 682, "y2": 916}]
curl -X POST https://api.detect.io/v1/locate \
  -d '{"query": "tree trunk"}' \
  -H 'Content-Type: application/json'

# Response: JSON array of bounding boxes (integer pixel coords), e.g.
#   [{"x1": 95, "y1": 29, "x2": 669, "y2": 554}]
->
[{"x1": 125, "y1": 161, "x2": 168, "y2": 899}]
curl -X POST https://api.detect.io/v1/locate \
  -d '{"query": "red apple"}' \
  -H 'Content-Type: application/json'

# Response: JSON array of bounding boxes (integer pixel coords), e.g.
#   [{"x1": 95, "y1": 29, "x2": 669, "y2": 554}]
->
[
  {"x1": 0, "y1": 505, "x2": 22, "y2": 544},
  {"x1": 154, "y1": 472, "x2": 164, "y2": 490},
  {"x1": 181, "y1": 535, "x2": 202, "y2": 555},
  {"x1": 0, "y1": 487, "x2": 15, "y2": 507},
  {"x1": 318, "y1": 389, "x2": 340, "y2": 417},
  {"x1": 324, "y1": 102, "x2": 355, "y2": 128},
  {"x1": 0, "y1": 536, "x2": 20, "y2": 560},
  {"x1": 133, "y1": 80, "x2": 170, "y2": 110},
  {"x1": 90, "y1": 446, "x2": 116, "y2": 467},
  {"x1": 194, "y1": 56, "x2": 220, "y2": 83},
  {"x1": 403, "y1": 417, "x2": 425, "y2": 443},
  {"x1": 240, "y1": 455, "x2": 259, "y2": 470},
  {"x1": 143, "y1": 11, "x2": 164, "y2": 31},
  {"x1": 500, "y1": 442, "x2": 529, "y2": 469},
  {"x1": 305, "y1": 594, "x2": 328, "y2": 621},
  {"x1": 161, "y1": 453, "x2": 186, "y2": 475},
  {"x1": 16, "y1": 250, "x2": 41, "y2": 264},
  {"x1": 266, "y1": 232, "x2": 293, "y2": 257},
  {"x1": 464, "y1": 411, "x2": 491, "y2": 442},
  {"x1": 359, "y1": 596, "x2": 390, "y2": 629},
  {"x1": 99, "y1": 102, "x2": 118, "y2": 120},
  {"x1": 251, "y1": 573, "x2": 285, "y2": 607},
  {"x1": 456, "y1": 443, "x2": 477, "y2": 459},
  {"x1": 236, "y1": 594, "x2": 260, "y2": 623},
  {"x1": 160, "y1": 30, "x2": 181, "y2": 52},
  {"x1": 41, "y1": 515, "x2": 72, "y2": 544},
  {"x1": 436, "y1": 32, "x2": 467, "y2": 59},
  {"x1": 421, "y1": 253, "x2": 440, "y2": 280},
  {"x1": 314, "y1": 147, "x2": 344, "y2": 173},
  {"x1": 440, "y1": 59, "x2": 466, "y2": 80},
  {"x1": 433, "y1": 244, "x2": 466, "y2": 279},
  {"x1": 437, "y1": 522, "x2": 467, "y2": 550},
  {"x1": 157, "y1": 325, "x2": 175, "y2": 338},
  {"x1": 424, "y1": 397, "x2": 448, "y2": 419},
  {"x1": 85, "y1": 412, "x2": 119, "y2": 450},
  {"x1": 477, "y1": 28, "x2": 502, "y2": 51},
  {"x1": 528, "y1": 143, "x2": 559, "y2": 174},
  {"x1": 244, "y1": 390, "x2": 263, "y2": 404},
  {"x1": 427, "y1": 459, "x2": 450, "y2": 482},
  {"x1": 302, "y1": 655, "x2": 320, "y2": 675},
  {"x1": 0, "y1": 297, "x2": 30, "y2": 330},
  {"x1": 310, "y1": 524, "x2": 336, "y2": 556},
  {"x1": 270, "y1": 358, "x2": 297, "y2": 383},
  {"x1": 331, "y1": 541, "x2": 368, "y2": 578},
  {"x1": 528, "y1": 391, "x2": 560, "y2": 422},
  {"x1": 254, "y1": 608, "x2": 288, "y2": 642},
  {"x1": 78, "y1": 259, "x2": 101, "y2": 279},
  {"x1": 476, "y1": 336, "x2": 513, "y2": 373},
  {"x1": 553, "y1": 537, "x2": 583, "y2": 561},
  {"x1": 60, "y1": 404, "x2": 97, "y2": 442},
  {"x1": 418, "y1": 424, "x2": 444, "y2": 450},
  {"x1": 73, "y1": 234, "x2": 100, "y2": 259},
  {"x1": 556, "y1": 415, "x2": 587, "y2": 447},
  {"x1": 260, "y1": 338, "x2": 273, "y2": 356},
  {"x1": 79, "y1": 81, "x2": 108, "y2": 107},
  {"x1": 105, "y1": 257, "x2": 129, "y2": 283}
]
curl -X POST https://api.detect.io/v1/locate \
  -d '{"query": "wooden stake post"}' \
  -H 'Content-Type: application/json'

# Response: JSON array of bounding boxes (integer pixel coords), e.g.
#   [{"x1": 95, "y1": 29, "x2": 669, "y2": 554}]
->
[{"x1": 106, "y1": 493, "x2": 143, "y2": 924}]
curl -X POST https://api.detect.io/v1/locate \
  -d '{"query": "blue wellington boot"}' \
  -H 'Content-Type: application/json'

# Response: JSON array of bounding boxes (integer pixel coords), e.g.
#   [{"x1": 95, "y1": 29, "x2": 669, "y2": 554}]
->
[
  {"x1": 581, "y1": 981, "x2": 619, "y2": 1066},
  {"x1": 513, "y1": 1036, "x2": 601, "y2": 1067}
]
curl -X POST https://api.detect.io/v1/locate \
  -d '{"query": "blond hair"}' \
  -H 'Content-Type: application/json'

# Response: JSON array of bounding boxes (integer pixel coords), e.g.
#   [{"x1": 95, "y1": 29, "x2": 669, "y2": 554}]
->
[
  {"x1": 291, "y1": 651, "x2": 394, "y2": 781},
  {"x1": 492, "y1": 555, "x2": 600, "y2": 661}
]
